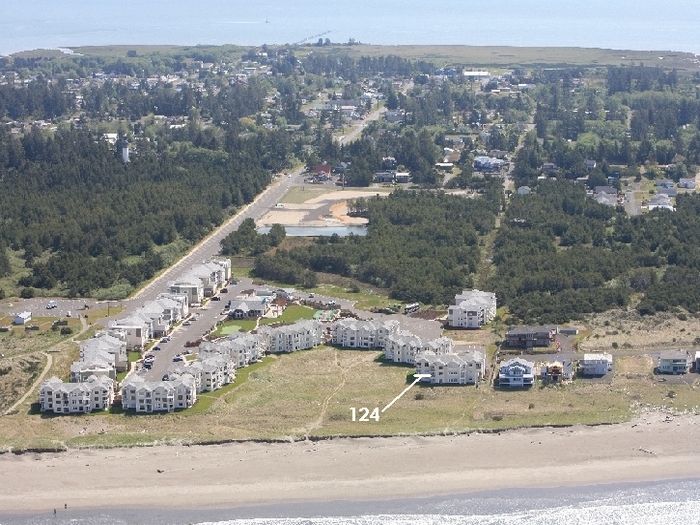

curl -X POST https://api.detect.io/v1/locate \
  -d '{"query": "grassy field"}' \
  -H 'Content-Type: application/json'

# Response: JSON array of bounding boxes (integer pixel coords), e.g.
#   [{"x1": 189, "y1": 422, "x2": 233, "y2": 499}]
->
[
  {"x1": 309, "y1": 283, "x2": 397, "y2": 310},
  {"x1": 0, "y1": 249, "x2": 31, "y2": 298},
  {"x1": 324, "y1": 45, "x2": 700, "y2": 70},
  {"x1": 4, "y1": 344, "x2": 696, "y2": 451},
  {"x1": 210, "y1": 305, "x2": 318, "y2": 338},
  {"x1": 280, "y1": 186, "x2": 338, "y2": 204},
  {"x1": 259, "y1": 304, "x2": 316, "y2": 327},
  {"x1": 0, "y1": 316, "x2": 82, "y2": 359}
]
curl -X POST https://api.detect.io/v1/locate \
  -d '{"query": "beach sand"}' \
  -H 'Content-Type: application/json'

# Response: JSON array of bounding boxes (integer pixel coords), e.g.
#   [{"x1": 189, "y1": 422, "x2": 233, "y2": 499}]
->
[{"x1": 1, "y1": 412, "x2": 699, "y2": 514}]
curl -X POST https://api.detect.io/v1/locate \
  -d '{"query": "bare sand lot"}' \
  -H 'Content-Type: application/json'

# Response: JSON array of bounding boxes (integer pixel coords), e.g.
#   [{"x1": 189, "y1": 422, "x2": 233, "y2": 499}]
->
[
  {"x1": 258, "y1": 187, "x2": 388, "y2": 227},
  {"x1": 1, "y1": 411, "x2": 698, "y2": 514}
]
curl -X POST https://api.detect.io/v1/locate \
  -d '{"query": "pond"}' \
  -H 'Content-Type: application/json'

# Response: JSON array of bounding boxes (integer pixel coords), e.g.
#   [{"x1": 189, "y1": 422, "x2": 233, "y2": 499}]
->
[{"x1": 257, "y1": 225, "x2": 367, "y2": 237}]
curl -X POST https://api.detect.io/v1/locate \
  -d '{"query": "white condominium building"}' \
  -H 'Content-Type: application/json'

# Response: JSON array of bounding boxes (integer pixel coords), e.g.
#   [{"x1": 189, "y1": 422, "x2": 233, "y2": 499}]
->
[
  {"x1": 330, "y1": 319, "x2": 400, "y2": 349},
  {"x1": 448, "y1": 289, "x2": 497, "y2": 329}
]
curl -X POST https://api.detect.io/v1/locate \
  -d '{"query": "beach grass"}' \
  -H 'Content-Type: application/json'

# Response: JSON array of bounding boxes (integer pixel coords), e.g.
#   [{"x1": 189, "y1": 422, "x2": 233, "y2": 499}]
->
[{"x1": 3, "y1": 344, "x2": 700, "y2": 451}]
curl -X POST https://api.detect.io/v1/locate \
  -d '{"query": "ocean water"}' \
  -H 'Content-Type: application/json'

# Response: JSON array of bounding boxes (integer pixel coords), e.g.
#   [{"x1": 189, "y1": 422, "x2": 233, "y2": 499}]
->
[
  {"x1": 4, "y1": 479, "x2": 700, "y2": 525},
  {"x1": 1, "y1": 0, "x2": 700, "y2": 55}
]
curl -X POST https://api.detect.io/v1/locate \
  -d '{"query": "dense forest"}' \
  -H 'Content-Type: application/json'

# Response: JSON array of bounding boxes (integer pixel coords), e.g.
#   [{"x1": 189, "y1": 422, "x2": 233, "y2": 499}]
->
[
  {"x1": 0, "y1": 126, "x2": 286, "y2": 297},
  {"x1": 253, "y1": 189, "x2": 500, "y2": 304},
  {"x1": 491, "y1": 181, "x2": 700, "y2": 322}
]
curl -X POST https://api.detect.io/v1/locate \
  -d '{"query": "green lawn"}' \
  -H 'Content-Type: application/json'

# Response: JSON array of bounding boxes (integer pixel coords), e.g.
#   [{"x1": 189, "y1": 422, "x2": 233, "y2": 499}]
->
[
  {"x1": 309, "y1": 284, "x2": 397, "y2": 310},
  {"x1": 259, "y1": 305, "x2": 316, "y2": 327}
]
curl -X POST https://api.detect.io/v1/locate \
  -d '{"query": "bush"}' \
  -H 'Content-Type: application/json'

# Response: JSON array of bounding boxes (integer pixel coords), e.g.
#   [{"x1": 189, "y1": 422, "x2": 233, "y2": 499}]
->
[
  {"x1": 60, "y1": 327, "x2": 73, "y2": 335},
  {"x1": 19, "y1": 287, "x2": 35, "y2": 298}
]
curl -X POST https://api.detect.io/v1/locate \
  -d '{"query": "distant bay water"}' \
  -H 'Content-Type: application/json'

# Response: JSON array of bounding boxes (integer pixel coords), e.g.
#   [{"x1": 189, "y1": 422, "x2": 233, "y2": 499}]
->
[{"x1": 1, "y1": 0, "x2": 699, "y2": 56}]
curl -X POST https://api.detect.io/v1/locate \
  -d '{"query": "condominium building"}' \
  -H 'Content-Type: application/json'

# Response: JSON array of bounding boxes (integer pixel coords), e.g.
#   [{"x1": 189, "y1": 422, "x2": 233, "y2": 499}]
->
[
  {"x1": 39, "y1": 375, "x2": 115, "y2": 414},
  {"x1": 259, "y1": 320, "x2": 324, "y2": 353},
  {"x1": 448, "y1": 289, "x2": 497, "y2": 329},
  {"x1": 415, "y1": 347, "x2": 486, "y2": 385},
  {"x1": 330, "y1": 319, "x2": 400, "y2": 349}
]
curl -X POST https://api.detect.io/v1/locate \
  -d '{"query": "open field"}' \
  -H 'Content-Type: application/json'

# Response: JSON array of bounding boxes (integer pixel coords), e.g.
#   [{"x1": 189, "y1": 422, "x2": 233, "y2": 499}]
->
[
  {"x1": 581, "y1": 308, "x2": 700, "y2": 351},
  {"x1": 0, "y1": 316, "x2": 81, "y2": 359},
  {"x1": 327, "y1": 45, "x2": 700, "y2": 70},
  {"x1": 3, "y1": 343, "x2": 700, "y2": 451},
  {"x1": 0, "y1": 353, "x2": 46, "y2": 414},
  {"x1": 309, "y1": 283, "x2": 396, "y2": 310},
  {"x1": 259, "y1": 304, "x2": 316, "y2": 326}
]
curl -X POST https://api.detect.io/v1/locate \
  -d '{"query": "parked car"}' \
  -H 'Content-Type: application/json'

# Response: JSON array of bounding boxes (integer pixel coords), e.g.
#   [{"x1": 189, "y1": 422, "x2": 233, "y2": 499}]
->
[
  {"x1": 220, "y1": 288, "x2": 228, "y2": 293},
  {"x1": 66, "y1": 311, "x2": 72, "y2": 318},
  {"x1": 173, "y1": 355, "x2": 184, "y2": 362},
  {"x1": 153, "y1": 346, "x2": 161, "y2": 351},
  {"x1": 161, "y1": 375, "x2": 169, "y2": 381},
  {"x1": 211, "y1": 296, "x2": 221, "y2": 301},
  {"x1": 46, "y1": 301, "x2": 57, "y2": 309},
  {"x1": 143, "y1": 362, "x2": 153, "y2": 370},
  {"x1": 183, "y1": 321, "x2": 191, "y2": 326},
  {"x1": 160, "y1": 337, "x2": 170, "y2": 343}
]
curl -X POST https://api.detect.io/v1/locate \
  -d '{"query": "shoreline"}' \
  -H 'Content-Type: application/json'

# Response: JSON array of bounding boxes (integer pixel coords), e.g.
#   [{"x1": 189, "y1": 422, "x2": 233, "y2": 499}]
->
[{"x1": 1, "y1": 412, "x2": 700, "y2": 516}]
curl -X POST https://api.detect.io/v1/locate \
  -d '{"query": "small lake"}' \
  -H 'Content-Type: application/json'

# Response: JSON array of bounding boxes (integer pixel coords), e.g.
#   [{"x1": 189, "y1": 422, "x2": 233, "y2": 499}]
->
[{"x1": 257, "y1": 225, "x2": 367, "y2": 237}]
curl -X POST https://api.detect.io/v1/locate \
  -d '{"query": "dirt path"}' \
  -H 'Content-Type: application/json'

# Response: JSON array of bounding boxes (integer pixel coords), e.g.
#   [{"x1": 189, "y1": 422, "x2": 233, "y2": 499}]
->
[
  {"x1": 303, "y1": 351, "x2": 364, "y2": 434},
  {"x1": 3, "y1": 351, "x2": 51, "y2": 415},
  {"x1": 3, "y1": 315, "x2": 94, "y2": 415}
]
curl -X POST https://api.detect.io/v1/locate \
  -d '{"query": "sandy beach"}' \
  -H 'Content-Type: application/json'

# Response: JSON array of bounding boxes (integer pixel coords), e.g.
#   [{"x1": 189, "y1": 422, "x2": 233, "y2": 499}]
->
[{"x1": 1, "y1": 412, "x2": 699, "y2": 515}]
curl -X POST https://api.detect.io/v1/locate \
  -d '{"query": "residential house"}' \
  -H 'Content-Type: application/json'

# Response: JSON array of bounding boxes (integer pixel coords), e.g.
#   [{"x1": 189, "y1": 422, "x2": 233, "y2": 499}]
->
[
  {"x1": 648, "y1": 193, "x2": 675, "y2": 211},
  {"x1": 584, "y1": 159, "x2": 597, "y2": 170},
  {"x1": 155, "y1": 294, "x2": 189, "y2": 323},
  {"x1": 121, "y1": 374, "x2": 197, "y2": 413},
  {"x1": 13, "y1": 311, "x2": 32, "y2": 325},
  {"x1": 39, "y1": 375, "x2": 115, "y2": 414},
  {"x1": 259, "y1": 320, "x2": 324, "y2": 353},
  {"x1": 330, "y1": 319, "x2": 400, "y2": 349},
  {"x1": 678, "y1": 178, "x2": 696, "y2": 190},
  {"x1": 579, "y1": 353, "x2": 613, "y2": 376},
  {"x1": 229, "y1": 297, "x2": 269, "y2": 319},
  {"x1": 415, "y1": 347, "x2": 486, "y2": 385},
  {"x1": 373, "y1": 171, "x2": 395, "y2": 183},
  {"x1": 394, "y1": 171, "x2": 411, "y2": 184},
  {"x1": 448, "y1": 289, "x2": 497, "y2": 329},
  {"x1": 541, "y1": 360, "x2": 574, "y2": 383},
  {"x1": 658, "y1": 351, "x2": 692, "y2": 375},
  {"x1": 505, "y1": 326, "x2": 557, "y2": 348},
  {"x1": 383, "y1": 331, "x2": 453, "y2": 365},
  {"x1": 473, "y1": 156, "x2": 505, "y2": 172},
  {"x1": 498, "y1": 358, "x2": 535, "y2": 388}
]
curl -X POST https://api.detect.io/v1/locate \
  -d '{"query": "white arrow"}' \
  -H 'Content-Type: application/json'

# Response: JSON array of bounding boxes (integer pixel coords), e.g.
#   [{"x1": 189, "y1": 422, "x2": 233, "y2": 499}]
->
[{"x1": 381, "y1": 374, "x2": 431, "y2": 413}]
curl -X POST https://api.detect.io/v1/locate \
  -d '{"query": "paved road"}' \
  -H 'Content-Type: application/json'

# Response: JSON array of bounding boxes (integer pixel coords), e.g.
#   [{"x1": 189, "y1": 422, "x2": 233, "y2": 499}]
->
[
  {"x1": 126, "y1": 168, "x2": 306, "y2": 310},
  {"x1": 140, "y1": 279, "x2": 254, "y2": 380}
]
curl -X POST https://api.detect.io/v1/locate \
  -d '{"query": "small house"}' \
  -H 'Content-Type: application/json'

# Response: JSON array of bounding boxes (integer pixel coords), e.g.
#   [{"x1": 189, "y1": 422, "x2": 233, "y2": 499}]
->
[
  {"x1": 541, "y1": 360, "x2": 574, "y2": 383},
  {"x1": 13, "y1": 311, "x2": 32, "y2": 325},
  {"x1": 678, "y1": 178, "x2": 696, "y2": 190}
]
